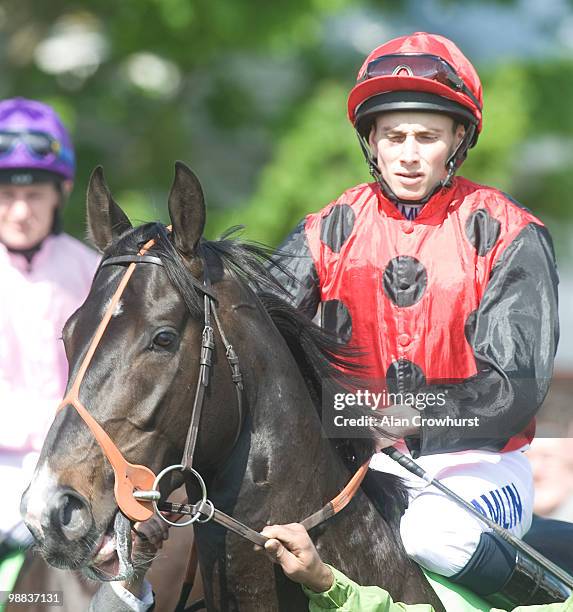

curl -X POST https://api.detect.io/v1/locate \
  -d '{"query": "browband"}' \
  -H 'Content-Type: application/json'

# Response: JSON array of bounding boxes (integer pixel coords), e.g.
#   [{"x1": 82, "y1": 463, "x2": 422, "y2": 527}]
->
[
  {"x1": 99, "y1": 254, "x2": 218, "y2": 301},
  {"x1": 100, "y1": 255, "x2": 164, "y2": 267}
]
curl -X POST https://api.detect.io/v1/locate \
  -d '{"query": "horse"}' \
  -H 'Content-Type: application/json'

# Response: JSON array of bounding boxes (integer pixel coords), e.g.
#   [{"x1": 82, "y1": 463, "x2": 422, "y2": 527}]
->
[{"x1": 20, "y1": 162, "x2": 444, "y2": 611}]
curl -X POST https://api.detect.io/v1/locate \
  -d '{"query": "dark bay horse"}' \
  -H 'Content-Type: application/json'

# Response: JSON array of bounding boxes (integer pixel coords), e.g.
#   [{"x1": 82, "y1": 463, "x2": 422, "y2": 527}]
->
[{"x1": 20, "y1": 163, "x2": 443, "y2": 611}]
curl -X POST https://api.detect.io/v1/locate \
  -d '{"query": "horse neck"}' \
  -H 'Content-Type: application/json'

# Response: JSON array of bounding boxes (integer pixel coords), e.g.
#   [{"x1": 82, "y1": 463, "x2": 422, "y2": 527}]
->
[{"x1": 211, "y1": 332, "x2": 356, "y2": 527}]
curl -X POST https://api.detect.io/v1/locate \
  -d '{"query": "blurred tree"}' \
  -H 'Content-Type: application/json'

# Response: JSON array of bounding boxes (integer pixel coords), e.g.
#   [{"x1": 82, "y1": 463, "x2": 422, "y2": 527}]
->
[
  {"x1": 0, "y1": 0, "x2": 377, "y2": 234},
  {"x1": 0, "y1": 0, "x2": 572, "y2": 259},
  {"x1": 208, "y1": 82, "x2": 363, "y2": 244}
]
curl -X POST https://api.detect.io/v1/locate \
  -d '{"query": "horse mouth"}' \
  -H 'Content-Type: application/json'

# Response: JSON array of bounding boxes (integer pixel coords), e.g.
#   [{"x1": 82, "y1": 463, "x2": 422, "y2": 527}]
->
[
  {"x1": 84, "y1": 511, "x2": 134, "y2": 581},
  {"x1": 92, "y1": 519, "x2": 119, "y2": 572}
]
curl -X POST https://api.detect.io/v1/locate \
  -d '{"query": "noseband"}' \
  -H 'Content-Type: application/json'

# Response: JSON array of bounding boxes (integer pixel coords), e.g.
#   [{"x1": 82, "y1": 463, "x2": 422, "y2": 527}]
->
[{"x1": 58, "y1": 231, "x2": 368, "y2": 548}]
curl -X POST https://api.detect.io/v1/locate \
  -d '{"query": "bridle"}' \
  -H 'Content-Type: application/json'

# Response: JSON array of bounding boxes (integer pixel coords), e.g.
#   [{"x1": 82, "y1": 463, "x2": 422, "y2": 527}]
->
[{"x1": 57, "y1": 230, "x2": 369, "y2": 550}]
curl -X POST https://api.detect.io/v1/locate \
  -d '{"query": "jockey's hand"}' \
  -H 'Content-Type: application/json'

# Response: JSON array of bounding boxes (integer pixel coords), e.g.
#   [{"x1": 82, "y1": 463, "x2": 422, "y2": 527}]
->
[
  {"x1": 256, "y1": 523, "x2": 334, "y2": 593},
  {"x1": 375, "y1": 404, "x2": 421, "y2": 451}
]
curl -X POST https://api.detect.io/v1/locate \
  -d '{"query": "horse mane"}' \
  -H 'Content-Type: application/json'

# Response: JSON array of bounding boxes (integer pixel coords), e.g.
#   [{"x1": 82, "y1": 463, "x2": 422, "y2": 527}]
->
[{"x1": 107, "y1": 222, "x2": 409, "y2": 526}]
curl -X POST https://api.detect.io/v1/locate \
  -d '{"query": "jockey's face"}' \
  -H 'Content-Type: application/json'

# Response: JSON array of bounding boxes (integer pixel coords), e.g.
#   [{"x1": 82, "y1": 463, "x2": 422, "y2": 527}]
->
[
  {"x1": 0, "y1": 183, "x2": 61, "y2": 250},
  {"x1": 369, "y1": 111, "x2": 465, "y2": 201}
]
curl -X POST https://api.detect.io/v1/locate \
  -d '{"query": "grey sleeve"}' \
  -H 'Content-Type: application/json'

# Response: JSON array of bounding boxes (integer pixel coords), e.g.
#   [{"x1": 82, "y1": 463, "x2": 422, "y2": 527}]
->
[
  {"x1": 267, "y1": 219, "x2": 321, "y2": 319},
  {"x1": 88, "y1": 582, "x2": 155, "y2": 612},
  {"x1": 410, "y1": 223, "x2": 559, "y2": 457},
  {"x1": 89, "y1": 583, "x2": 126, "y2": 612}
]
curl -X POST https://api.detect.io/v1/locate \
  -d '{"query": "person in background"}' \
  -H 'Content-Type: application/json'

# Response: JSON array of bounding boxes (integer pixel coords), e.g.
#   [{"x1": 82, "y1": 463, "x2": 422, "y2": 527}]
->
[
  {"x1": 520, "y1": 429, "x2": 573, "y2": 577},
  {"x1": 527, "y1": 430, "x2": 573, "y2": 521},
  {"x1": 0, "y1": 97, "x2": 99, "y2": 557}
]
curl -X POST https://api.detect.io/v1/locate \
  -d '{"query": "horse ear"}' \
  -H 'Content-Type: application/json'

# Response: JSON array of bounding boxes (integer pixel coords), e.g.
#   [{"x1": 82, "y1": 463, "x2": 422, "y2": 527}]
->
[
  {"x1": 167, "y1": 161, "x2": 206, "y2": 257},
  {"x1": 86, "y1": 166, "x2": 132, "y2": 252}
]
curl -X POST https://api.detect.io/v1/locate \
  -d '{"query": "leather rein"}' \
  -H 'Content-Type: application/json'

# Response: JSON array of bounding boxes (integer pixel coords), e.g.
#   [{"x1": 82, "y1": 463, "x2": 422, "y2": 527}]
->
[{"x1": 57, "y1": 232, "x2": 369, "y2": 549}]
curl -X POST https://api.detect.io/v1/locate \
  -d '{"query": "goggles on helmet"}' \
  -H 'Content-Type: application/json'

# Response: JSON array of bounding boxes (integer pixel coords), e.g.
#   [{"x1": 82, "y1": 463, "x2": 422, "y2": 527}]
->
[
  {"x1": 0, "y1": 131, "x2": 74, "y2": 165},
  {"x1": 359, "y1": 53, "x2": 482, "y2": 114}
]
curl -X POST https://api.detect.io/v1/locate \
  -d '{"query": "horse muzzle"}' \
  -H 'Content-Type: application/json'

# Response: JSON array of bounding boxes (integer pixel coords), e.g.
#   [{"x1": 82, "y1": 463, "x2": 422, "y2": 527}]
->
[{"x1": 21, "y1": 477, "x2": 99, "y2": 569}]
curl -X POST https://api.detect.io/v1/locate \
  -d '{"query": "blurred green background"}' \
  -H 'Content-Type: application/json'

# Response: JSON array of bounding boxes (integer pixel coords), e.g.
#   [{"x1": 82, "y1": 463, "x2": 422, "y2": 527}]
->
[{"x1": 4, "y1": 0, "x2": 573, "y2": 363}]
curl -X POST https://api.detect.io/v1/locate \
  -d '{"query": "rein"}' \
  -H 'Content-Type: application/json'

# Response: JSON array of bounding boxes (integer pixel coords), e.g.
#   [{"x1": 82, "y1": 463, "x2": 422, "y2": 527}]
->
[{"x1": 58, "y1": 232, "x2": 369, "y2": 548}]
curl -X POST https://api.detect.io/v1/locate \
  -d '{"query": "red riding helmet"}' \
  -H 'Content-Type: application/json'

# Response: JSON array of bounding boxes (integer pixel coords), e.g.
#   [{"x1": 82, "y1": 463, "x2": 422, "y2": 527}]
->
[{"x1": 348, "y1": 32, "x2": 483, "y2": 147}]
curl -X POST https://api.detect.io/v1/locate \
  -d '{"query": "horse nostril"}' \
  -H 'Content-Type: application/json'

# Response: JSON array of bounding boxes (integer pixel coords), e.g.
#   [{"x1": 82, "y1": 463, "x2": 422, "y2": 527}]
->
[
  {"x1": 60, "y1": 495, "x2": 82, "y2": 527},
  {"x1": 56, "y1": 492, "x2": 92, "y2": 541}
]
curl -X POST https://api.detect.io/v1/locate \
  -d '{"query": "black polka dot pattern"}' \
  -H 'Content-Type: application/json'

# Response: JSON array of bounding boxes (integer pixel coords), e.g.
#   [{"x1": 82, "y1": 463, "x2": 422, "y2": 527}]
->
[
  {"x1": 386, "y1": 360, "x2": 426, "y2": 395},
  {"x1": 322, "y1": 299, "x2": 352, "y2": 344},
  {"x1": 320, "y1": 204, "x2": 355, "y2": 253},
  {"x1": 465, "y1": 209, "x2": 501, "y2": 256},
  {"x1": 464, "y1": 310, "x2": 478, "y2": 345},
  {"x1": 382, "y1": 256, "x2": 427, "y2": 307}
]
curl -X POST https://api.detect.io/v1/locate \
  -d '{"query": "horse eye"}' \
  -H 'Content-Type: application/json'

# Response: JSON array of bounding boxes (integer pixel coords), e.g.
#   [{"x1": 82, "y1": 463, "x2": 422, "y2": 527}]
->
[{"x1": 152, "y1": 330, "x2": 177, "y2": 349}]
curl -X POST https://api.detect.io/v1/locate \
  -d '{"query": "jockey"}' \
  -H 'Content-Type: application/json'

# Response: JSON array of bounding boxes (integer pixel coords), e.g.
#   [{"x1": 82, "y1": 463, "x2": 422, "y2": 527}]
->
[
  {"x1": 0, "y1": 98, "x2": 99, "y2": 555},
  {"x1": 270, "y1": 33, "x2": 559, "y2": 605}
]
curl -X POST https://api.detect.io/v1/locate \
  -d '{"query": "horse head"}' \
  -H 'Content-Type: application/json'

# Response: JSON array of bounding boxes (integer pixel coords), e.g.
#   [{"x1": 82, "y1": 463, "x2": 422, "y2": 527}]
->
[{"x1": 20, "y1": 162, "x2": 249, "y2": 579}]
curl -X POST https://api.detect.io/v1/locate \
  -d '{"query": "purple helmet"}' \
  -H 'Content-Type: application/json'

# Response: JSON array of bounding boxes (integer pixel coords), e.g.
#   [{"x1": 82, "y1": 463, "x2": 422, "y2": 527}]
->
[{"x1": 0, "y1": 97, "x2": 75, "y2": 184}]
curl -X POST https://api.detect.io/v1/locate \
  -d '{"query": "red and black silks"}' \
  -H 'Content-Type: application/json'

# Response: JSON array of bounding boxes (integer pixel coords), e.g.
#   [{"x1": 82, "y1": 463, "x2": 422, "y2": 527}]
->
[{"x1": 271, "y1": 177, "x2": 559, "y2": 456}]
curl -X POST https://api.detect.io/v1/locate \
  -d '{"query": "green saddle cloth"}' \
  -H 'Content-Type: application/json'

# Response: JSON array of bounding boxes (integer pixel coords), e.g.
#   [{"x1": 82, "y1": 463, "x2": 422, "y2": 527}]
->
[{"x1": 424, "y1": 569, "x2": 497, "y2": 612}]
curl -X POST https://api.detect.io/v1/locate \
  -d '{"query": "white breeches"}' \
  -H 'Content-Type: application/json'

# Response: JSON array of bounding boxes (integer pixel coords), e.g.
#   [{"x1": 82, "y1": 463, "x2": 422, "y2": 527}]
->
[{"x1": 370, "y1": 448, "x2": 534, "y2": 576}]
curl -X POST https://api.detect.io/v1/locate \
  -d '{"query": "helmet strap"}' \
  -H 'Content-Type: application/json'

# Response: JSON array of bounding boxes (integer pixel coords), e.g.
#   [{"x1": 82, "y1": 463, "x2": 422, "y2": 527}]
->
[
  {"x1": 443, "y1": 123, "x2": 476, "y2": 188},
  {"x1": 51, "y1": 207, "x2": 63, "y2": 235},
  {"x1": 6, "y1": 242, "x2": 45, "y2": 263},
  {"x1": 356, "y1": 132, "x2": 399, "y2": 202}
]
